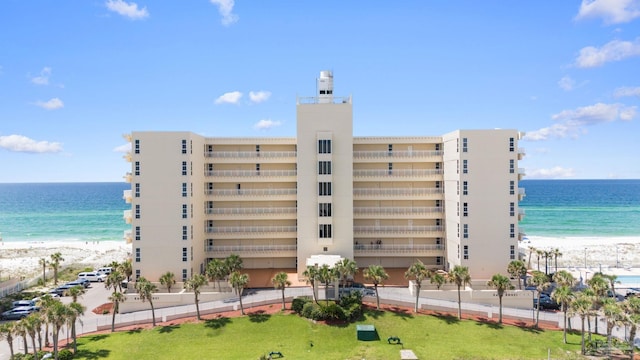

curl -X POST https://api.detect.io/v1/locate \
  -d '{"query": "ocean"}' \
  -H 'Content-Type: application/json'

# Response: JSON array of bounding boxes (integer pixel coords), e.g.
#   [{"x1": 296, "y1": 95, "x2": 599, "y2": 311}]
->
[{"x1": 0, "y1": 180, "x2": 639, "y2": 243}]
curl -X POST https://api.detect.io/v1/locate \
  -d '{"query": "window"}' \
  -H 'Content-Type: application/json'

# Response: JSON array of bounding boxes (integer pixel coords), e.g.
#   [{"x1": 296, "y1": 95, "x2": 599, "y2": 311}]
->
[
  {"x1": 435, "y1": 162, "x2": 441, "y2": 170},
  {"x1": 509, "y1": 159, "x2": 515, "y2": 174},
  {"x1": 182, "y1": 269, "x2": 188, "y2": 282},
  {"x1": 457, "y1": 160, "x2": 459, "y2": 174},
  {"x1": 134, "y1": 139, "x2": 140, "y2": 154},
  {"x1": 510, "y1": 202, "x2": 515, "y2": 216},
  {"x1": 182, "y1": 247, "x2": 187, "y2": 262},
  {"x1": 256, "y1": 145, "x2": 260, "y2": 156},
  {"x1": 135, "y1": 204, "x2": 140, "y2": 219},
  {"x1": 256, "y1": 163, "x2": 260, "y2": 174},
  {"x1": 463, "y1": 245, "x2": 469, "y2": 259},
  {"x1": 462, "y1": 160, "x2": 468, "y2": 174},
  {"x1": 463, "y1": 202, "x2": 468, "y2": 217},
  {"x1": 319, "y1": 203, "x2": 332, "y2": 217},
  {"x1": 236, "y1": 183, "x2": 241, "y2": 194},
  {"x1": 435, "y1": 181, "x2": 441, "y2": 189},
  {"x1": 509, "y1": 137, "x2": 515, "y2": 152},
  {"x1": 436, "y1": 256, "x2": 442, "y2": 265},
  {"x1": 135, "y1": 183, "x2": 140, "y2": 197},
  {"x1": 319, "y1": 182, "x2": 332, "y2": 196},
  {"x1": 135, "y1": 248, "x2": 141, "y2": 262},
  {"x1": 319, "y1": 224, "x2": 332, "y2": 238},
  {"x1": 457, "y1": 181, "x2": 460, "y2": 195},
  {"x1": 181, "y1": 139, "x2": 187, "y2": 154},
  {"x1": 462, "y1": 138, "x2": 468, "y2": 152},
  {"x1": 463, "y1": 224, "x2": 469, "y2": 239},
  {"x1": 463, "y1": 181, "x2": 468, "y2": 195},
  {"x1": 457, "y1": 223, "x2": 460, "y2": 238},
  {"x1": 510, "y1": 224, "x2": 515, "y2": 238},
  {"x1": 318, "y1": 140, "x2": 332, "y2": 154},
  {"x1": 456, "y1": 138, "x2": 459, "y2": 153},
  {"x1": 134, "y1": 161, "x2": 140, "y2": 176},
  {"x1": 183, "y1": 226, "x2": 188, "y2": 240},
  {"x1": 457, "y1": 244, "x2": 460, "y2": 259},
  {"x1": 135, "y1": 226, "x2": 141, "y2": 241},
  {"x1": 436, "y1": 219, "x2": 441, "y2": 226},
  {"x1": 388, "y1": 162, "x2": 393, "y2": 175},
  {"x1": 388, "y1": 144, "x2": 393, "y2": 156},
  {"x1": 457, "y1": 201, "x2": 460, "y2": 216},
  {"x1": 182, "y1": 204, "x2": 188, "y2": 219},
  {"x1": 191, "y1": 246, "x2": 193, "y2": 261},
  {"x1": 182, "y1": 161, "x2": 188, "y2": 176},
  {"x1": 509, "y1": 181, "x2": 515, "y2": 195},
  {"x1": 318, "y1": 161, "x2": 332, "y2": 175},
  {"x1": 510, "y1": 245, "x2": 516, "y2": 260},
  {"x1": 435, "y1": 200, "x2": 441, "y2": 208},
  {"x1": 182, "y1": 183, "x2": 187, "y2": 197}
]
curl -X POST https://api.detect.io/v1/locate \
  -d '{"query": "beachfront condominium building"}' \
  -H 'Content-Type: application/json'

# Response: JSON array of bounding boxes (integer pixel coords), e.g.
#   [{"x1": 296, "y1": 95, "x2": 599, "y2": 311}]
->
[{"x1": 122, "y1": 71, "x2": 526, "y2": 284}]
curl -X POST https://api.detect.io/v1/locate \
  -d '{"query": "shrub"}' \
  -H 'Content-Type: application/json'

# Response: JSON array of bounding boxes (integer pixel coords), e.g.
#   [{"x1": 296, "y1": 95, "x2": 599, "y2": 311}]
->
[
  {"x1": 301, "y1": 302, "x2": 319, "y2": 319},
  {"x1": 58, "y1": 349, "x2": 74, "y2": 360},
  {"x1": 292, "y1": 297, "x2": 311, "y2": 314},
  {"x1": 321, "y1": 303, "x2": 345, "y2": 321}
]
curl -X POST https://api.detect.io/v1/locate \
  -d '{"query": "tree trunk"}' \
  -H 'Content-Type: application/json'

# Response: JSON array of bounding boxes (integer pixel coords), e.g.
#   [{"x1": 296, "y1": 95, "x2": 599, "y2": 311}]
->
[
  {"x1": 22, "y1": 335, "x2": 28, "y2": 355},
  {"x1": 581, "y1": 316, "x2": 586, "y2": 355},
  {"x1": 281, "y1": 289, "x2": 286, "y2": 310},
  {"x1": 414, "y1": 283, "x2": 420, "y2": 313},
  {"x1": 457, "y1": 286, "x2": 462, "y2": 320},
  {"x1": 150, "y1": 302, "x2": 156, "y2": 327},
  {"x1": 535, "y1": 294, "x2": 541, "y2": 328},
  {"x1": 498, "y1": 296, "x2": 503, "y2": 323},
  {"x1": 239, "y1": 294, "x2": 245, "y2": 315},
  {"x1": 111, "y1": 300, "x2": 118, "y2": 332},
  {"x1": 375, "y1": 285, "x2": 380, "y2": 310},
  {"x1": 31, "y1": 335, "x2": 37, "y2": 358},
  {"x1": 563, "y1": 308, "x2": 567, "y2": 343},
  {"x1": 72, "y1": 322, "x2": 77, "y2": 353},
  {"x1": 195, "y1": 297, "x2": 201, "y2": 320},
  {"x1": 629, "y1": 325, "x2": 636, "y2": 360}
]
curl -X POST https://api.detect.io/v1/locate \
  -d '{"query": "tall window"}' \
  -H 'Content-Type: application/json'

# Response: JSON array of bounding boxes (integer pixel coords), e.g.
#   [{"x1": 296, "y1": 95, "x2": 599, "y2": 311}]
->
[
  {"x1": 463, "y1": 202, "x2": 468, "y2": 217},
  {"x1": 135, "y1": 204, "x2": 140, "y2": 219},
  {"x1": 182, "y1": 183, "x2": 187, "y2": 197},
  {"x1": 182, "y1": 269, "x2": 187, "y2": 282},
  {"x1": 463, "y1": 224, "x2": 469, "y2": 239},
  {"x1": 256, "y1": 145, "x2": 260, "y2": 156},
  {"x1": 183, "y1": 225, "x2": 188, "y2": 240},
  {"x1": 462, "y1": 159, "x2": 468, "y2": 174},
  {"x1": 182, "y1": 161, "x2": 188, "y2": 176},
  {"x1": 509, "y1": 137, "x2": 515, "y2": 152},
  {"x1": 319, "y1": 182, "x2": 332, "y2": 196},
  {"x1": 182, "y1": 204, "x2": 188, "y2": 219},
  {"x1": 509, "y1": 180, "x2": 515, "y2": 195},
  {"x1": 462, "y1": 138, "x2": 468, "y2": 152},
  {"x1": 510, "y1": 224, "x2": 515, "y2": 238},
  {"x1": 181, "y1": 139, "x2": 187, "y2": 154},
  {"x1": 319, "y1": 203, "x2": 332, "y2": 217},
  {"x1": 509, "y1": 159, "x2": 515, "y2": 174},
  {"x1": 318, "y1": 161, "x2": 332, "y2": 175},
  {"x1": 182, "y1": 247, "x2": 188, "y2": 262},
  {"x1": 510, "y1": 202, "x2": 515, "y2": 216},
  {"x1": 388, "y1": 144, "x2": 393, "y2": 156},
  {"x1": 134, "y1": 161, "x2": 140, "y2": 176},
  {"x1": 135, "y1": 269, "x2": 140, "y2": 280},
  {"x1": 463, "y1": 245, "x2": 469, "y2": 260},
  {"x1": 134, "y1": 139, "x2": 140, "y2": 154},
  {"x1": 135, "y1": 226, "x2": 141, "y2": 241},
  {"x1": 319, "y1": 224, "x2": 332, "y2": 238},
  {"x1": 256, "y1": 163, "x2": 260, "y2": 174},
  {"x1": 135, "y1": 248, "x2": 141, "y2": 262},
  {"x1": 318, "y1": 139, "x2": 332, "y2": 154},
  {"x1": 135, "y1": 183, "x2": 140, "y2": 197},
  {"x1": 510, "y1": 245, "x2": 516, "y2": 260},
  {"x1": 462, "y1": 181, "x2": 468, "y2": 195},
  {"x1": 388, "y1": 163, "x2": 393, "y2": 175}
]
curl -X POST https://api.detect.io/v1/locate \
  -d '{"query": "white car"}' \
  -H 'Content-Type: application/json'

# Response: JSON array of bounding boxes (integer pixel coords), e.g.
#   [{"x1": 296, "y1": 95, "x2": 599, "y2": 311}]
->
[{"x1": 78, "y1": 271, "x2": 107, "y2": 282}]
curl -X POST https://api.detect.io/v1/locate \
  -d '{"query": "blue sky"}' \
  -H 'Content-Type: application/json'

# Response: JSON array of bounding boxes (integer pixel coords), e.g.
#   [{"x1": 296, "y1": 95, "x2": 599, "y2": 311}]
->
[{"x1": 1, "y1": 0, "x2": 639, "y2": 182}]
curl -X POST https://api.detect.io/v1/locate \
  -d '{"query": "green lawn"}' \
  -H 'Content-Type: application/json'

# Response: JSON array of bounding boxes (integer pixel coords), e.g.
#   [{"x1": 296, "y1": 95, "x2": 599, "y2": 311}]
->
[{"x1": 74, "y1": 307, "x2": 589, "y2": 360}]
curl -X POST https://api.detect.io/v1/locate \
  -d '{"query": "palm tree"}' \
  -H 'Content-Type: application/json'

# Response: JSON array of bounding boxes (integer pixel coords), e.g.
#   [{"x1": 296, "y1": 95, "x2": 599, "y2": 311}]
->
[
  {"x1": 535, "y1": 249, "x2": 543, "y2": 271},
  {"x1": 430, "y1": 271, "x2": 446, "y2": 290},
  {"x1": 364, "y1": 265, "x2": 389, "y2": 310},
  {"x1": 302, "y1": 266, "x2": 319, "y2": 304},
  {"x1": 68, "y1": 285, "x2": 85, "y2": 303},
  {"x1": 486, "y1": 273, "x2": 514, "y2": 324},
  {"x1": 601, "y1": 273, "x2": 620, "y2": 298},
  {"x1": 527, "y1": 246, "x2": 536, "y2": 269},
  {"x1": 47, "y1": 301, "x2": 71, "y2": 359},
  {"x1": 36, "y1": 293, "x2": 57, "y2": 348},
  {"x1": 106, "y1": 269, "x2": 126, "y2": 293},
  {"x1": 552, "y1": 285, "x2": 573, "y2": 343},
  {"x1": 119, "y1": 259, "x2": 133, "y2": 281},
  {"x1": 405, "y1": 260, "x2": 429, "y2": 312},
  {"x1": 23, "y1": 313, "x2": 41, "y2": 358},
  {"x1": 529, "y1": 270, "x2": 550, "y2": 328},
  {"x1": 570, "y1": 291, "x2": 593, "y2": 355},
  {"x1": 50, "y1": 252, "x2": 64, "y2": 285},
  {"x1": 230, "y1": 271, "x2": 250, "y2": 315},
  {"x1": 507, "y1": 260, "x2": 527, "y2": 290},
  {"x1": 185, "y1": 274, "x2": 208, "y2": 320},
  {"x1": 135, "y1": 276, "x2": 158, "y2": 326},
  {"x1": 272, "y1": 272, "x2": 291, "y2": 310},
  {"x1": 108, "y1": 291, "x2": 126, "y2": 332},
  {"x1": 225, "y1": 254, "x2": 243, "y2": 274},
  {"x1": 624, "y1": 296, "x2": 640, "y2": 360},
  {"x1": 0, "y1": 322, "x2": 16, "y2": 360},
  {"x1": 206, "y1": 259, "x2": 227, "y2": 291},
  {"x1": 67, "y1": 301, "x2": 85, "y2": 354},
  {"x1": 39, "y1": 257, "x2": 48, "y2": 284},
  {"x1": 543, "y1": 250, "x2": 553, "y2": 275},
  {"x1": 159, "y1": 271, "x2": 176, "y2": 293},
  {"x1": 587, "y1": 272, "x2": 609, "y2": 334},
  {"x1": 448, "y1": 265, "x2": 471, "y2": 320},
  {"x1": 334, "y1": 258, "x2": 358, "y2": 289},
  {"x1": 14, "y1": 318, "x2": 28, "y2": 356},
  {"x1": 316, "y1": 264, "x2": 337, "y2": 305},
  {"x1": 553, "y1": 248, "x2": 562, "y2": 273},
  {"x1": 601, "y1": 298, "x2": 624, "y2": 352}
]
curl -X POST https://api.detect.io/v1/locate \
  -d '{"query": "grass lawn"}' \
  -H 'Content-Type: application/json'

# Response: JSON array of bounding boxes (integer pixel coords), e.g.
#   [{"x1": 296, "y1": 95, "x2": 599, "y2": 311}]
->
[{"x1": 74, "y1": 308, "x2": 589, "y2": 360}]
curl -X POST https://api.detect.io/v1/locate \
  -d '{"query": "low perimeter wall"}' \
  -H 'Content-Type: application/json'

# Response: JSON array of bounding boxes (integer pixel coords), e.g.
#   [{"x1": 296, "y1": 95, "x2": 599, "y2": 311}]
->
[{"x1": 408, "y1": 281, "x2": 535, "y2": 309}]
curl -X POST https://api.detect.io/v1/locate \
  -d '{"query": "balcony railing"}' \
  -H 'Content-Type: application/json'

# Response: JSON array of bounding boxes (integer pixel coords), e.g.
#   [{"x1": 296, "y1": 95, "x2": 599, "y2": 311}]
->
[
  {"x1": 353, "y1": 169, "x2": 443, "y2": 177},
  {"x1": 205, "y1": 244, "x2": 296, "y2": 253},
  {"x1": 206, "y1": 225, "x2": 297, "y2": 234},
  {"x1": 123, "y1": 152, "x2": 132, "y2": 162},
  {"x1": 354, "y1": 207, "x2": 442, "y2": 216},
  {"x1": 353, "y1": 187, "x2": 443, "y2": 197},
  {"x1": 353, "y1": 225, "x2": 443, "y2": 234},
  {"x1": 354, "y1": 244, "x2": 444, "y2": 252},
  {"x1": 123, "y1": 230, "x2": 132, "y2": 244},
  {"x1": 123, "y1": 210, "x2": 132, "y2": 224},
  {"x1": 205, "y1": 151, "x2": 297, "y2": 158},
  {"x1": 206, "y1": 188, "x2": 297, "y2": 196},
  {"x1": 353, "y1": 150, "x2": 442, "y2": 159},
  {"x1": 206, "y1": 207, "x2": 296, "y2": 215},
  {"x1": 123, "y1": 190, "x2": 132, "y2": 203},
  {"x1": 123, "y1": 172, "x2": 132, "y2": 183},
  {"x1": 205, "y1": 170, "x2": 297, "y2": 177}
]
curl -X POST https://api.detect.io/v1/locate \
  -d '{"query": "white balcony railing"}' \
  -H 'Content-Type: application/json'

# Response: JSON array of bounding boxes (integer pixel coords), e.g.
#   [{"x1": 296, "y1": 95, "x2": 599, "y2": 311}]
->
[
  {"x1": 123, "y1": 230, "x2": 133, "y2": 244},
  {"x1": 123, "y1": 172, "x2": 132, "y2": 183},
  {"x1": 354, "y1": 207, "x2": 442, "y2": 215},
  {"x1": 354, "y1": 244, "x2": 444, "y2": 252},
  {"x1": 353, "y1": 169, "x2": 443, "y2": 177},
  {"x1": 353, "y1": 187, "x2": 443, "y2": 197},
  {"x1": 205, "y1": 170, "x2": 297, "y2": 177},
  {"x1": 206, "y1": 226, "x2": 297, "y2": 234},
  {"x1": 353, "y1": 150, "x2": 442, "y2": 159},
  {"x1": 123, "y1": 210, "x2": 132, "y2": 224},
  {"x1": 205, "y1": 151, "x2": 297, "y2": 158},
  {"x1": 206, "y1": 207, "x2": 296, "y2": 215},
  {"x1": 205, "y1": 244, "x2": 296, "y2": 253},
  {"x1": 353, "y1": 225, "x2": 443, "y2": 233},
  {"x1": 123, "y1": 190, "x2": 132, "y2": 203},
  {"x1": 206, "y1": 188, "x2": 297, "y2": 196}
]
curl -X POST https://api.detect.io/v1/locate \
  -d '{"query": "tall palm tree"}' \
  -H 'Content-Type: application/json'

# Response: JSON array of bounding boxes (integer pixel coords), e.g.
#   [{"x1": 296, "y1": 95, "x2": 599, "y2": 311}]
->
[
  {"x1": 185, "y1": 274, "x2": 208, "y2": 320},
  {"x1": 14, "y1": 317, "x2": 28, "y2": 356},
  {"x1": 430, "y1": 271, "x2": 446, "y2": 290},
  {"x1": 46, "y1": 301, "x2": 71, "y2": 359},
  {"x1": 527, "y1": 246, "x2": 536, "y2": 269},
  {"x1": 316, "y1": 264, "x2": 337, "y2": 305},
  {"x1": 272, "y1": 272, "x2": 291, "y2": 310},
  {"x1": 601, "y1": 273, "x2": 620, "y2": 298},
  {"x1": 487, "y1": 273, "x2": 514, "y2": 324},
  {"x1": 106, "y1": 269, "x2": 126, "y2": 293},
  {"x1": 0, "y1": 322, "x2": 16, "y2": 360},
  {"x1": 535, "y1": 249, "x2": 543, "y2": 271},
  {"x1": 601, "y1": 298, "x2": 624, "y2": 352},
  {"x1": 39, "y1": 257, "x2": 48, "y2": 284},
  {"x1": 159, "y1": 271, "x2": 176, "y2": 293},
  {"x1": 67, "y1": 301, "x2": 85, "y2": 354},
  {"x1": 507, "y1": 260, "x2": 527, "y2": 290},
  {"x1": 448, "y1": 265, "x2": 471, "y2": 320},
  {"x1": 364, "y1": 265, "x2": 389, "y2": 310},
  {"x1": 543, "y1": 250, "x2": 553, "y2": 275},
  {"x1": 302, "y1": 266, "x2": 319, "y2": 304},
  {"x1": 405, "y1": 260, "x2": 429, "y2": 312},
  {"x1": 50, "y1": 252, "x2": 64, "y2": 285},
  {"x1": 552, "y1": 285, "x2": 573, "y2": 343},
  {"x1": 624, "y1": 296, "x2": 640, "y2": 360},
  {"x1": 68, "y1": 285, "x2": 85, "y2": 303},
  {"x1": 37, "y1": 293, "x2": 57, "y2": 348},
  {"x1": 553, "y1": 248, "x2": 562, "y2": 273},
  {"x1": 529, "y1": 270, "x2": 550, "y2": 328},
  {"x1": 225, "y1": 254, "x2": 243, "y2": 274},
  {"x1": 334, "y1": 258, "x2": 358, "y2": 289},
  {"x1": 135, "y1": 277, "x2": 158, "y2": 326},
  {"x1": 570, "y1": 291, "x2": 593, "y2": 355},
  {"x1": 119, "y1": 259, "x2": 133, "y2": 281},
  {"x1": 587, "y1": 273, "x2": 609, "y2": 334},
  {"x1": 23, "y1": 313, "x2": 41, "y2": 358},
  {"x1": 108, "y1": 291, "x2": 126, "y2": 333},
  {"x1": 229, "y1": 271, "x2": 250, "y2": 315},
  {"x1": 206, "y1": 259, "x2": 226, "y2": 291}
]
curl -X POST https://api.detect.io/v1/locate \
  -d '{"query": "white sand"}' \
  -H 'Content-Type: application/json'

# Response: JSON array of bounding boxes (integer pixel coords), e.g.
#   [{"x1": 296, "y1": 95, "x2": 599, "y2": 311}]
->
[{"x1": 0, "y1": 240, "x2": 130, "y2": 280}]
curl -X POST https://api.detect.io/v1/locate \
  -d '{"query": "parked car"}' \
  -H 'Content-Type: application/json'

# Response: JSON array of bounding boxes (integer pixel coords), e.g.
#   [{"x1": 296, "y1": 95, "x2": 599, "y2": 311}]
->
[
  {"x1": 12, "y1": 300, "x2": 36, "y2": 308},
  {"x1": 533, "y1": 294, "x2": 560, "y2": 310},
  {"x1": 78, "y1": 271, "x2": 107, "y2": 282},
  {"x1": 51, "y1": 284, "x2": 75, "y2": 297},
  {"x1": 96, "y1": 267, "x2": 113, "y2": 275},
  {"x1": 1, "y1": 306, "x2": 39, "y2": 320},
  {"x1": 67, "y1": 279, "x2": 91, "y2": 288}
]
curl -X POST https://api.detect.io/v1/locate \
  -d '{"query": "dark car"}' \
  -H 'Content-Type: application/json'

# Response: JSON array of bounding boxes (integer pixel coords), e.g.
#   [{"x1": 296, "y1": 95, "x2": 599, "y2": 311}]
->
[
  {"x1": 67, "y1": 279, "x2": 91, "y2": 288},
  {"x1": 533, "y1": 294, "x2": 560, "y2": 310},
  {"x1": 51, "y1": 284, "x2": 75, "y2": 296},
  {"x1": 1, "y1": 306, "x2": 39, "y2": 320}
]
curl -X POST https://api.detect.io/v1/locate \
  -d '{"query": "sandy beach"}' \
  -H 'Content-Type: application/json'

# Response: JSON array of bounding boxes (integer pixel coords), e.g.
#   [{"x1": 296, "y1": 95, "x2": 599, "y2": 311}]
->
[{"x1": 0, "y1": 240, "x2": 130, "y2": 280}]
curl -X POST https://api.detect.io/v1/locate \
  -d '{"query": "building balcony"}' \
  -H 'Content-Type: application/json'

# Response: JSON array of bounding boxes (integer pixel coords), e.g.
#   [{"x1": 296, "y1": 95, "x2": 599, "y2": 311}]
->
[
  {"x1": 122, "y1": 133, "x2": 132, "y2": 142},
  {"x1": 353, "y1": 225, "x2": 444, "y2": 238},
  {"x1": 353, "y1": 150, "x2": 443, "y2": 162},
  {"x1": 123, "y1": 152, "x2": 132, "y2": 162},
  {"x1": 123, "y1": 210, "x2": 132, "y2": 224},
  {"x1": 123, "y1": 172, "x2": 132, "y2": 183},
  {"x1": 205, "y1": 170, "x2": 297, "y2": 182},
  {"x1": 518, "y1": 148, "x2": 525, "y2": 160},
  {"x1": 205, "y1": 207, "x2": 296, "y2": 219},
  {"x1": 123, "y1": 190, "x2": 132, "y2": 204},
  {"x1": 518, "y1": 229, "x2": 526, "y2": 241},
  {"x1": 354, "y1": 244, "x2": 445, "y2": 257},
  {"x1": 204, "y1": 151, "x2": 297, "y2": 163},
  {"x1": 123, "y1": 230, "x2": 133, "y2": 244},
  {"x1": 518, "y1": 168, "x2": 526, "y2": 180},
  {"x1": 205, "y1": 244, "x2": 296, "y2": 258},
  {"x1": 353, "y1": 206, "x2": 442, "y2": 219},
  {"x1": 353, "y1": 187, "x2": 443, "y2": 200},
  {"x1": 353, "y1": 169, "x2": 443, "y2": 181},
  {"x1": 518, "y1": 208, "x2": 525, "y2": 221},
  {"x1": 518, "y1": 188, "x2": 526, "y2": 201},
  {"x1": 205, "y1": 188, "x2": 297, "y2": 200},
  {"x1": 205, "y1": 225, "x2": 297, "y2": 239}
]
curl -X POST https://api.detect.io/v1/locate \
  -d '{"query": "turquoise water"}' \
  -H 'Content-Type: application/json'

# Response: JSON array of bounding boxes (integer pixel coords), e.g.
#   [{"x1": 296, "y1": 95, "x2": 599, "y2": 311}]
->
[{"x1": 0, "y1": 180, "x2": 638, "y2": 243}]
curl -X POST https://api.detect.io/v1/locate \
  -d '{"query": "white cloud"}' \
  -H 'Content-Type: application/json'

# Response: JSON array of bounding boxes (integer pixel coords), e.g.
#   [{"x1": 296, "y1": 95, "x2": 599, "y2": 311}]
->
[
  {"x1": 34, "y1": 98, "x2": 64, "y2": 110},
  {"x1": 210, "y1": 0, "x2": 238, "y2": 26},
  {"x1": 105, "y1": 0, "x2": 149, "y2": 20},
  {"x1": 31, "y1": 67, "x2": 52, "y2": 85},
  {"x1": 0, "y1": 135, "x2": 63, "y2": 153},
  {"x1": 558, "y1": 76, "x2": 576, "y2": 91},
  {"x1": 249, "y1": 91, "x2": 271, "y2": 103},
  {"x1": 575, "y1": 38, "x2": 640, "y2": 68},
  {"x1": 526, "y1": 166, "x2": 576, "y2": 179},
  {"x1": 253, "y1": 119, "x2": 282, "y2": 131},
  {"x1": 214, "y1": 91, "x2": 242, "y2": 104},
  {"x1": 113, "y1": 143, "x2": 132, "y2": 153},
  {"x1": 614, "y1": 86, "x2": 640, "y2": 97},
  {"x1": 524, "y1": 102, "x2": 636, "y2": 141},
  {"x1": 575, "y1": 0, "x2": 640, "y2": 24}
]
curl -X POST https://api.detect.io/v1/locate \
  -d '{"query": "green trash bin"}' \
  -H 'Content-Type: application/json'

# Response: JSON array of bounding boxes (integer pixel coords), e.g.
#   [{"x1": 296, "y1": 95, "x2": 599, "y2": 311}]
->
[{"x1": 356, "y1": 324, "x2": 377, "y2": 341}]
